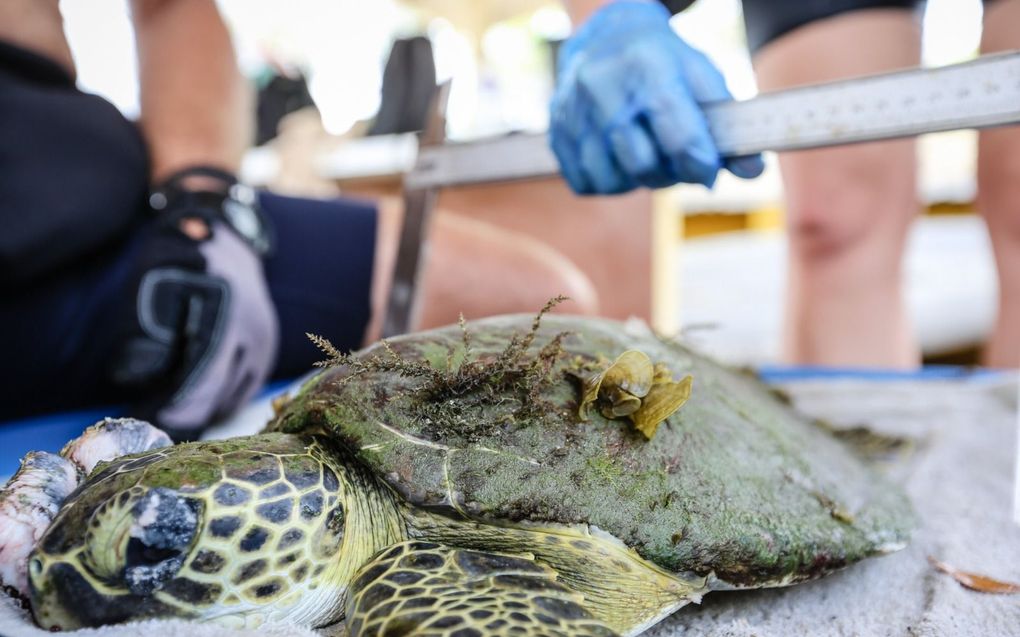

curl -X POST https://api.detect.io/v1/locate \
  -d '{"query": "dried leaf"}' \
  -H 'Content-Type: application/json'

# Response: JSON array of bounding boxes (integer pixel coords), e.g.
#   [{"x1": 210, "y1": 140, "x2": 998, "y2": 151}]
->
[
  {"x1": 631, "y1": 375, "x2": 693, "y2": 439},
  {"x1": 829, "y1": 425, "x2": 915, "y2": 462},
  {"x1": 812, "y1": 491, "x2": 854, "y2": 524},
  {"x1": 652, "y1": 362, "x2": 673, "y2": 383},
  {"x1": 830, "y1": 507, "x2": 854, "y2": 524},
  {"x1": 270, "y1": 393, "x2": 291, "y2": 416},
  {"x1": 929, "y1": 557, "x2": 1020, "y2": 594},
  {"x1": 578, "y1": 371, "x2": 606, "y2": 421}
]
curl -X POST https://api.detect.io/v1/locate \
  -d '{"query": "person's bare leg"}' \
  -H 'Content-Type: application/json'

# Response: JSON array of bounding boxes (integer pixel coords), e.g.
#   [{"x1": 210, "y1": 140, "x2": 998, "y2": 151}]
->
[
  {"x1": 754, "y1": 9, "x2": 922, "y2": 367},
  {"x1": 977, "y1": 0, "x2": 1020, "y2": 367},
  {"x1": 364, "y1": 198, "x2": 599, "y2": 343}
]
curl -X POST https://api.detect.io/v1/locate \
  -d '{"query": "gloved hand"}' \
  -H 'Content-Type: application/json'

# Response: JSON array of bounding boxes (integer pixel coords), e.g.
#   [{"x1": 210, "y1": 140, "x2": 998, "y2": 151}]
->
[
  {"x1": 110, "y1": 173, "x2": 279, "y2": 440},
  {"x1": 549, "y1": 0, "x2": 765, "y2": 194}
]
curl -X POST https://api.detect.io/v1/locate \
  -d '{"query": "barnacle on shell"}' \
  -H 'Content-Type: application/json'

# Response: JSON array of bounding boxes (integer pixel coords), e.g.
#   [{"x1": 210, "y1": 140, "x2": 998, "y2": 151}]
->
[{"x1": 579, "y1": 350, "x2": 693, "y2": 439}]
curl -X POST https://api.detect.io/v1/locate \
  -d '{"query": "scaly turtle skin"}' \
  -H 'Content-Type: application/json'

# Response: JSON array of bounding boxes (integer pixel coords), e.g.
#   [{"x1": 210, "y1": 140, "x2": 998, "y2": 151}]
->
[{"x1": 24, "y1": 315, "x2": 913, "y2": 635}]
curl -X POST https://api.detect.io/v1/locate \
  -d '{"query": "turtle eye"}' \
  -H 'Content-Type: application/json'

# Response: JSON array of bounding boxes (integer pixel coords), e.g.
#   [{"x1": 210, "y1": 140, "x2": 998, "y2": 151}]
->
[
  {"x1": 125, "y1": 537, "x2": 183, "y2": 568},
  {"x1": 121, "y1": 488, "x2": 199, "y2": 596}
]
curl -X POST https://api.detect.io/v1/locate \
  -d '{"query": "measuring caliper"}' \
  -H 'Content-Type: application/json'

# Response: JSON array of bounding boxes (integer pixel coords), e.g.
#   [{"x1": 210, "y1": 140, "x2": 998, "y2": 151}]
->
[{"x1": 383, "y1": 51, "x2": 1020, "y2": 338}]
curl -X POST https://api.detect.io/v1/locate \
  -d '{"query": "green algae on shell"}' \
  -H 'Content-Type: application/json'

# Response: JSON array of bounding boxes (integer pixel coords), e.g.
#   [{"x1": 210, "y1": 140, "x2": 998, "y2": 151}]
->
[{"x1": 272, "y1": 314, "x2": 914, "y2": 588}]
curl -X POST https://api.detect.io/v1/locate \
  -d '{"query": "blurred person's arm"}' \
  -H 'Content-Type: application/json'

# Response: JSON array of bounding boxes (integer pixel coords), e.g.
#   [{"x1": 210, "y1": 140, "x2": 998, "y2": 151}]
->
[
  {"x1": 111, "y1": 1, "x2": 277, "y2": 438},
  {"x1": 563, "y1": 1, "x2": 695, "y2": 29},
  {"x1": 0, "y1": 0, "x2": 74, "y2": 74},
  {"x1": 130, "y1": 0, "x2": 252, "y2": 181},
  {"x1": 563, "y1": 0, "x2": 610, "y2": 23}
]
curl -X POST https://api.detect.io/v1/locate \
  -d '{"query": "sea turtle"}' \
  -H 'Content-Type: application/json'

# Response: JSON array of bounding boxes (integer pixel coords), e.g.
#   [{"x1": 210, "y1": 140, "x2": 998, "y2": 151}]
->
[{"x1": 5, "y1": 311, "x2": 913, "y2": 636}]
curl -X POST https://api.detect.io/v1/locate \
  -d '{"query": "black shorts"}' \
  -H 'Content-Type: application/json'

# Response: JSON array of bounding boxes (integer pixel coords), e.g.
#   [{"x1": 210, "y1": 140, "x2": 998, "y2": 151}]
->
[
  {"x1": 739, "y1": 0, "x2": 999, "y2": 54},
  {"x1": 0, "y1": 41, "x2": 377, "y2": 420}
]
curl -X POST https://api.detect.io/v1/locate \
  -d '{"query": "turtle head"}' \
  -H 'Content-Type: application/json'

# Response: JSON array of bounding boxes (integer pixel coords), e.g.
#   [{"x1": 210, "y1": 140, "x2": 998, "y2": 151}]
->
[{"x1": 28, "y1": 433, "x2": 358, "y2": 630}]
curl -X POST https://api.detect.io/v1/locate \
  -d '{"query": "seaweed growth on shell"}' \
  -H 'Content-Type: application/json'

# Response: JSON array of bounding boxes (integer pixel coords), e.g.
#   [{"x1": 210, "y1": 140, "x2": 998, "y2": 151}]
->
[{"x1": 308, "y1": 297, "x2": 573, "y2": 441}]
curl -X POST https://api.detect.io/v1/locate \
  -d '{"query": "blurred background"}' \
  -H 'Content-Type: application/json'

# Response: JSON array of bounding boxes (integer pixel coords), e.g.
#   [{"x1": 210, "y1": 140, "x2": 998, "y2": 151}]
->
[{"x1": 61, "y1": 0, "x2": 996, "y2": 367}]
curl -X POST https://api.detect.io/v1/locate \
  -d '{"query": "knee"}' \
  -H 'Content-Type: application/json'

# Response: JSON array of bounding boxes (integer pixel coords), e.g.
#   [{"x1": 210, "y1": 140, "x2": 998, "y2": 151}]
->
[
  {"x1": 787, "y1": 196, "x2": 870, "y2": 262},
  {"x1": 784, "y1": 157, "x2": 916, "y2": 266}
]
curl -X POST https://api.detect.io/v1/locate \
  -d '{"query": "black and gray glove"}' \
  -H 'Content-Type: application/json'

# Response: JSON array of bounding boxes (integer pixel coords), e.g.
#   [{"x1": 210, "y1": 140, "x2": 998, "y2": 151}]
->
[{"x1": 110, "y1": 167, "x2": 278, "y2": 440}]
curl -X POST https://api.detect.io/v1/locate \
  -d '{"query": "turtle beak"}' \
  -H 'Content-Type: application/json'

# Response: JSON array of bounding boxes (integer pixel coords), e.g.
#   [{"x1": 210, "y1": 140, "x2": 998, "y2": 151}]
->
[{"x1": 28, "y1": 558, "x2": 180, "y2": 630}]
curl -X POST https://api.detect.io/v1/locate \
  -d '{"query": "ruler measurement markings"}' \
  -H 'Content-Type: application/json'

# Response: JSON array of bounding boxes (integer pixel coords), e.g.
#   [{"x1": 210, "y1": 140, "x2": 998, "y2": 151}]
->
[
  {"x1": 709, "y1": 52, "x2": 1020, "y2": 155},
  {"x1": 405, "y1": 52, "x2": 1020, "y2": 189}
]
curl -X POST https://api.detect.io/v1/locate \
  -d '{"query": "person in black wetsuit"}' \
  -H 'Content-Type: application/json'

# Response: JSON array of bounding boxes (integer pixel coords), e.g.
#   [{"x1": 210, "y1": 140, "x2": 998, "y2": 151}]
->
[
  {"x1": 552, "y1": 0, "x2": 1020, "y2": 368},
  {"x1": 0, "y1": 0, "x2": 598, "y2": 439}
]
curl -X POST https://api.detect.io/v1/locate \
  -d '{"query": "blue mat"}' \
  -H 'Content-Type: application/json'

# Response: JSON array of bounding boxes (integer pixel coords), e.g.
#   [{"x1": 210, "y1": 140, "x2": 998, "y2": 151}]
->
[
  {"x1": 0, "y1": 381, "x2": 294, "y2": 478},
  {"x1": 0, "y1": 368, "x2": 1005, "y2": 478},
  {"x1": 754, "y1": 364, "x2": 1004, "y2": 383}
]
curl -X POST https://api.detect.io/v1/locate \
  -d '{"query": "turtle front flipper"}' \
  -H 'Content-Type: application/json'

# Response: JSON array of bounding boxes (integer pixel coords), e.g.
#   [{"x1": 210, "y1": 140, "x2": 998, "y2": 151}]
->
[{"x1": 345, "y1": 540, "x2": 618, "y2": 637}]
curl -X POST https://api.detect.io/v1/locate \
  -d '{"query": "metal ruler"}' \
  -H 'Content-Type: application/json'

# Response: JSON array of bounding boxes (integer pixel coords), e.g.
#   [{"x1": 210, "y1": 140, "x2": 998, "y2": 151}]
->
[
  {"x1": 405, "y1": 51, "x2": 1020, "y2": 191},
  {"x1": 385, "y1": 52, "x2": 1020, "y2": 337}
]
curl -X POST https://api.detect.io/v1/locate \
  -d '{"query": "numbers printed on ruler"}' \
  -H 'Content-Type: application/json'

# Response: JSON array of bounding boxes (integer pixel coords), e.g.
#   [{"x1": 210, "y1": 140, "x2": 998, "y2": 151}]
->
[{"x1": 706, "y1": 52, "x2": 1020, "y2": 156}]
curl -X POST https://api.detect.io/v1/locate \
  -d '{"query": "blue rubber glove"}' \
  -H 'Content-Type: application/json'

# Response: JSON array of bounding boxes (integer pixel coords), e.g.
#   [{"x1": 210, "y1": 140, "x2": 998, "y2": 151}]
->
[{"x1": 550, "y1": 0, "x2": 765, "y2": 194}]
